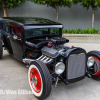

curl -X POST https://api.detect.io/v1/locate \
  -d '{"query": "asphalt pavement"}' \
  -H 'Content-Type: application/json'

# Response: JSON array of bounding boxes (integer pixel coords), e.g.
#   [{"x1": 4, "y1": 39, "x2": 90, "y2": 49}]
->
[{"x1": 0, "y1": 43, "x2": 100, "y2": 100}]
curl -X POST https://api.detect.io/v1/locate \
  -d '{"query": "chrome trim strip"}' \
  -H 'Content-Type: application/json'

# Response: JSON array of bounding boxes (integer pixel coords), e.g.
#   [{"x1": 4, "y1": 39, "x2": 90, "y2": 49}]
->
[{"x1": 24, "y1": 25, "x2": 63, "y2": 29}]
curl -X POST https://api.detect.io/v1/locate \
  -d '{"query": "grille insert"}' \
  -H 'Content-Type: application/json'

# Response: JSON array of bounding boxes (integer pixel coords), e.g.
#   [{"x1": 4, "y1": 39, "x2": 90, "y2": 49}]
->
[{"x1": 67, "y1": 53, "x2": 86, "y2": 80}]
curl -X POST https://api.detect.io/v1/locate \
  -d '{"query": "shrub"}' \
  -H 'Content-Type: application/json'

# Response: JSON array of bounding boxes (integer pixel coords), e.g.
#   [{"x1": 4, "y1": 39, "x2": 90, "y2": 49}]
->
[{"x1": 62, "y1": 28, "x2": 99, "y2": 34}]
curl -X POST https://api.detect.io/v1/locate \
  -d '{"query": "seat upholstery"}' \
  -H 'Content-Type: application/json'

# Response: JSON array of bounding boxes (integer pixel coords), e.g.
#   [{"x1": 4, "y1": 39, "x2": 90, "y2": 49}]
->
[{"x1": 25, "y1": 40, "x2": 50, "y2": 49}]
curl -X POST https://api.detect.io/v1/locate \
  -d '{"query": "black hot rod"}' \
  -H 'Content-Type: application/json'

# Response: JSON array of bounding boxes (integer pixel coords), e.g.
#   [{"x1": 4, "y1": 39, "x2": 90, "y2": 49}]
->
[{"x1": 0, "y1": 17, "x2": 100, "y2": 100}]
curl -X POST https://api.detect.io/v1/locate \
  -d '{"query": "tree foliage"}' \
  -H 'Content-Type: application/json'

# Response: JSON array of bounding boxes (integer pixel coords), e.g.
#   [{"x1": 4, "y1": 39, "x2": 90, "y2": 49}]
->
[
  {"x1": 31, "y1": 0, "x2": 73, "y2": 8},
  {"x1": 81, "y1": 0, "x2": 100, "y2": 10},
  {"x1": 0, "y1": 0, "x2": 26, "y2": 8},
  {"x1": 30, "y1": 0, "x2": 73, "y2": 22},
  {"x1": 0, "y1": 0, "x2": 26, "y2": 17},
  {"x1": 72, "y1": 0, "x2": 81, "y2": 4},
  {"x1": 80, "y1": 0, "x2": 100, "y2": 28},
  {"x1": 46, "y1": 0, "x2": 73, "y2": 8}
]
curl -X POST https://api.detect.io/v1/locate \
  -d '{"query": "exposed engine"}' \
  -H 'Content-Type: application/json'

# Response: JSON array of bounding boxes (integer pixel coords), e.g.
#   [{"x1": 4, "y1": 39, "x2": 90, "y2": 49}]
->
[
  {"x1": 37, "y1": 37, "x2": 70, "y2": 64},
  {"x1": 42, "y1": 46, "x2": 59, "y2": 58},
  {"x1": 42, "y1": 37, "x2": 69, "y2": 58}
]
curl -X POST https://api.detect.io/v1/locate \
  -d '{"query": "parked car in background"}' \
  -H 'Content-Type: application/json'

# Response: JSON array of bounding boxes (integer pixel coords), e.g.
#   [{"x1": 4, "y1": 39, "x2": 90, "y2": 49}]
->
[{"x1": 0, "y1": 17, "x2": 100, "y2": 100}]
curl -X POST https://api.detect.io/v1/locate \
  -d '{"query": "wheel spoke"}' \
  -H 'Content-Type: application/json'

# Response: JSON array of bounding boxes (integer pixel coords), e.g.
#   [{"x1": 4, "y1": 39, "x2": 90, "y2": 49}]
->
[{"x1": 30, "y1": 68, "x2": 42, "y2": 93}]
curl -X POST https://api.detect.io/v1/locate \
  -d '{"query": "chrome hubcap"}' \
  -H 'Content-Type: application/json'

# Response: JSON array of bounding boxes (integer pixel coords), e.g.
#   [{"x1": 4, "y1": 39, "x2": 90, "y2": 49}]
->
[{"x1": 32, "y1": 76, "x2": 37, "y2": 85}]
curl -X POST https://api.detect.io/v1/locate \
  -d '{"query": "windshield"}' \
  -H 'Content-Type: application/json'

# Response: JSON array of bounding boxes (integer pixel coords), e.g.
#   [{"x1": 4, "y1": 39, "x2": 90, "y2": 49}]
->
[{"x1": 24, "y1": 28, "x2": 62, "y2": 38}]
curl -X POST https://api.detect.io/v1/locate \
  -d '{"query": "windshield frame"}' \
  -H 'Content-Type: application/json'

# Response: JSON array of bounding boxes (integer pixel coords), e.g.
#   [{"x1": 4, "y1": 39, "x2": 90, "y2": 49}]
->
[{"x1": 23, "y1": 26, "x2": 62, "y2": 39}]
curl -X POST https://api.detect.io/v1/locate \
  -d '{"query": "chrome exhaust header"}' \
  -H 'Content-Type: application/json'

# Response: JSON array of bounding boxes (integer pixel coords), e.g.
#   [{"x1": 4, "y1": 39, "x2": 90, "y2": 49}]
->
[{"x1": 23, "y1": 58, "x2": 35, "y2": 64}]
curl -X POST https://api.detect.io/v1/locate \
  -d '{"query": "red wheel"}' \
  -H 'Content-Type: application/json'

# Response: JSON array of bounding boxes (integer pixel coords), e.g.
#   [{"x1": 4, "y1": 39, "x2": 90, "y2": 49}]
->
[
  {"x1": 29, "y1": 66, "x2": 43, "y2": 96},
  {"x1": 30, "y1": 68, "x2": 42, "y2": 93},
  {"x1": 87, "y1": 51, "x2": 100, "y2": 80},
  {"x1": 28, "y1": 60, "x2": 52, "y2": 100},
  {"x1": 92, "y1": 57, "x2": 100, "y2": 76}
]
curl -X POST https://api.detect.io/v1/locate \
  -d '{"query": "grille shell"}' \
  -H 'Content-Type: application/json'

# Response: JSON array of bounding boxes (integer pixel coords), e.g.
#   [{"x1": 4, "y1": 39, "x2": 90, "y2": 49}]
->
[{"x1": 67, "y1": 53, "x2": 86, "y2": 80}]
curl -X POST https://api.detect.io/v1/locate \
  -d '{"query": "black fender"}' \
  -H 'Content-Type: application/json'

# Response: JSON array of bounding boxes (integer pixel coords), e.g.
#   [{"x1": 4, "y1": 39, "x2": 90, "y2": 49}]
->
[{"x1": 64, "y1": 47, "x2": 86, "y2": 58}]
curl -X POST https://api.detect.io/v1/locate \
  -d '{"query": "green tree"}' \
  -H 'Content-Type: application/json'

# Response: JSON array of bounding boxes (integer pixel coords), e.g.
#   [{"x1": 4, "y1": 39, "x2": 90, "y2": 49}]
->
[
  {"x1": 31, "y1": 0, "x2": 73, "y2": 22},
  {"x1": 0, "y1": 0, "x2": 26, "y2": 17},
  {"x1": 81, "y1": 0, "x2": 100, "y2": 28}
]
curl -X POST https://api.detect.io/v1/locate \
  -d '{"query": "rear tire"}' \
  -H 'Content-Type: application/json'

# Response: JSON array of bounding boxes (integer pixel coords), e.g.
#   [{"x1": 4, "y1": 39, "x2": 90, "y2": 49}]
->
[
  {"x1": 0, "y1": 38, "x2": 3, "y2": 59},
  {"x1": 87, "y1": 51, "x2": 100, "y2": 80},
  {"x1": 28, "y1": 60, "x2": 52, "y2": 100}
]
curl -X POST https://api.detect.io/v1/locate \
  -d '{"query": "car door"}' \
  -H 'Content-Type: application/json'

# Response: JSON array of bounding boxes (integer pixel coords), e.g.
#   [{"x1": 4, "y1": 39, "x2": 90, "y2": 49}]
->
[
  {"x1": 8, "y1": 25, "x2": 24, "y2": 62},
  {"x1": 0, "y1": 21, "x2": 6, "y2": 37}
]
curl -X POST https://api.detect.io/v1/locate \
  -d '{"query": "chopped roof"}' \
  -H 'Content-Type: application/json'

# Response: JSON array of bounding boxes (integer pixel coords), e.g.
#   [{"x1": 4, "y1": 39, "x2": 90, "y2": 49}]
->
[{"x1": 1, "y1": 17, "x2": 62, "y2": 25}]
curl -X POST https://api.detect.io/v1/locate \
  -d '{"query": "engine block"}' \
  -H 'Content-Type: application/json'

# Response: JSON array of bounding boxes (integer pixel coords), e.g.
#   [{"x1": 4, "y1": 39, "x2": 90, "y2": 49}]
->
[{"x1": 41, "y1": 46, "x2": 59, "y2": 58}]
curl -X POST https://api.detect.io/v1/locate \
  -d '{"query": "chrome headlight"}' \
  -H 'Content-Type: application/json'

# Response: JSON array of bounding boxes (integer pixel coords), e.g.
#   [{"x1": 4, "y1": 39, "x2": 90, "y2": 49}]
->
[
  {"x1": 87, "y1": 56, "x2": 95, "y2": 67},
  {"x1": 55, "y1": 62, "x2": 65, "y2": 75}
]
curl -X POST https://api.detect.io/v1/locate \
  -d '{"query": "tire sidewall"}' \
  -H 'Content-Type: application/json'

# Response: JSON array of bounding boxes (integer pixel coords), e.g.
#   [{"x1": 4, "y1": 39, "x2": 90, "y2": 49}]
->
[
  {"x1": 28, "y1": 61, "x2": 52, "y2": 100},
  {"x1": 28, "y1": 64, "x2": 43, "y2": 97},
  {"x1": 87, "y1": 52, "x2": 100, "y2": 60},
  {"x1": 28, "y1": 61, "x2": 49, "y2": 99},
  {"x1": 87, "y1": 51, "x2": 100, "y2": 80}
]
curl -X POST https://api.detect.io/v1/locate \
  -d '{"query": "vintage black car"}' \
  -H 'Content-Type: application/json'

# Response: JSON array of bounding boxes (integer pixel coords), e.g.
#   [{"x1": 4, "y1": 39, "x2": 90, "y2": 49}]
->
[{"x1": 0, "y1": 17, "x2": 100, "y2": 100}]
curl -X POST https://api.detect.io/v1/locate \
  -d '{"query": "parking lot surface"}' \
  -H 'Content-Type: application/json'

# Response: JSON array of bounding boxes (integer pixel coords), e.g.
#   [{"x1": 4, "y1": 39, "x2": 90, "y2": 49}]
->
[{"x1": 0, "y1": 43, "x2": 100, "y2": 100}]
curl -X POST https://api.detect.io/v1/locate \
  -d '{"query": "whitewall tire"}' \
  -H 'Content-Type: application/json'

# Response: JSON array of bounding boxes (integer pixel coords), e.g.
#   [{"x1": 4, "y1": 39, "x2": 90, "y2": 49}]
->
[{"x1": 28, "y1": 60, "x2": 52, "y2": 100}]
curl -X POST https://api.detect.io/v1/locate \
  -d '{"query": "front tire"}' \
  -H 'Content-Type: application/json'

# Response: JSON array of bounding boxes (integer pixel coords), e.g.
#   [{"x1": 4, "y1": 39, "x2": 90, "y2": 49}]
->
[
  {"x1": 28, "y1": 60, "x2": 52, "y2": 100},
  {"x1": 87, "y1": 51, "x2": 100, "y2": 80},
  {"x1": 0, "y1": 38, "x2": 3, "y2": 59}
]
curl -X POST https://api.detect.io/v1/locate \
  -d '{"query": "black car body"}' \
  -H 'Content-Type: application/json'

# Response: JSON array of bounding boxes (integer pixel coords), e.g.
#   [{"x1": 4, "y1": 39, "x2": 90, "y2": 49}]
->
[{"x1": 0, "y1": 17, "x2": 100, "y2": 100}]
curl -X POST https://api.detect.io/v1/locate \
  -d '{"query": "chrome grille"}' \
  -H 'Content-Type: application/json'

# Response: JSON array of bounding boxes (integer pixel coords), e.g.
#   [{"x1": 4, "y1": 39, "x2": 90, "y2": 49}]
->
[{"x1": 67, "y1": 53, "x2": 86, "y2": 80}]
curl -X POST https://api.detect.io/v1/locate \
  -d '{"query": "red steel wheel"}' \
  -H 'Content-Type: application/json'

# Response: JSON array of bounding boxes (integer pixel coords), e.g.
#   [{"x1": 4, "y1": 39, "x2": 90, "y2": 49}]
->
[
  {"x1": 30, "y1": 68, "x2": 42, "y2": 93},
  {"x1": 28, "y1": 60, "x2": 52, "y2": 100},
  {"x1": 92, "y1": 56, "x2": 100, "y2": 76},
  {"x1": 87, "y1": 51, "x2": 100, "y2": 80}
]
